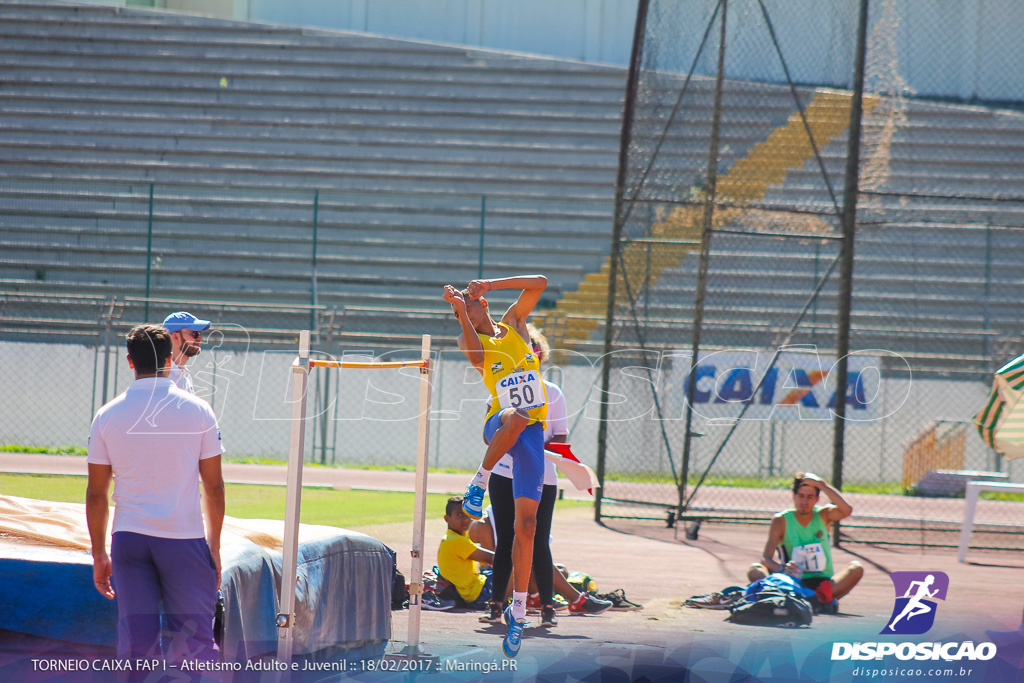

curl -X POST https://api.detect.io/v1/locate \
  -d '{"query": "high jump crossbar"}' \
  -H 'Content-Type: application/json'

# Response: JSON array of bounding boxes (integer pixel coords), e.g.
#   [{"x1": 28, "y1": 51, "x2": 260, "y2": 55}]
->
[
  {"x1": 305, "y1": 359, "x2": 430, "y2": 370},
  {"x1": 276, "y1": 332, "x2": 433, "y2": 663}
]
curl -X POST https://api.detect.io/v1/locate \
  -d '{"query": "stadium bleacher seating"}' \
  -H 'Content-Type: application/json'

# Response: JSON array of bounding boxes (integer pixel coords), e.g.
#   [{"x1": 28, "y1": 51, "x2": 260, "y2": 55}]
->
[
  {"x1": 1, "y1": 0, "x2": 1023, "y2": 374},
  {"x1": 0, "y1": 0, "x2": 631, "y2": 343}
]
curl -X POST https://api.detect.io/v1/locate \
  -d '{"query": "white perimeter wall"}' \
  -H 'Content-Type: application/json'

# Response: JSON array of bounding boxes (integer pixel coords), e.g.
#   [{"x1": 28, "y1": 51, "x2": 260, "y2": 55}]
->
[
  {"x1": 0, "y1": 341, "x2": 1007, "y2": 485},
  {"x1": 80, "y1": 0, "x2": 1024, "y2": 102}
]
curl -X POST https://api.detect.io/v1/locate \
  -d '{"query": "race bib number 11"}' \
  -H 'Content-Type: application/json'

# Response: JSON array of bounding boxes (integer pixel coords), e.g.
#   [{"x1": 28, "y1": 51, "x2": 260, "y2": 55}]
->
[
  {"x1": 791, "y1": 542, "x2": 826, "y2": 573},
  {"x1": 497, "y1": 371, "x2": 546, "y2": 411}
]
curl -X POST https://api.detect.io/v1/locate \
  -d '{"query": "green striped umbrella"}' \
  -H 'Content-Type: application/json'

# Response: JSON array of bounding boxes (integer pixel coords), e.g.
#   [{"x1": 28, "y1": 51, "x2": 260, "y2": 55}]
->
[{"x1": 974, "y1": 353, "x2": 1024, "y2": 459}]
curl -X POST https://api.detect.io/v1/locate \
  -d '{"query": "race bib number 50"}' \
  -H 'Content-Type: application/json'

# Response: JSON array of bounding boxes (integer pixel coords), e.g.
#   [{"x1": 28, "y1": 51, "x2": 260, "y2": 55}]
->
[{"x1": 497, "y1": 371, "x2": 546, "y2": 411}]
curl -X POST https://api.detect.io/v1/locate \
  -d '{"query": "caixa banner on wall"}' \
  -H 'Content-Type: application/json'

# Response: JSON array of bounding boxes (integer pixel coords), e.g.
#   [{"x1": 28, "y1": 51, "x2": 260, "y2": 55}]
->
[{"x1": 671, "y1": 348, "x2": 892, "y2": 422}]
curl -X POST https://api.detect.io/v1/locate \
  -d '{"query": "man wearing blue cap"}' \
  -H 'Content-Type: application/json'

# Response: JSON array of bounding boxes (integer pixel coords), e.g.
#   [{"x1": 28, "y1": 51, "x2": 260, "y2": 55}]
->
[{"x1": 162, "y1": 311, "x2": 211, "y2": 394}]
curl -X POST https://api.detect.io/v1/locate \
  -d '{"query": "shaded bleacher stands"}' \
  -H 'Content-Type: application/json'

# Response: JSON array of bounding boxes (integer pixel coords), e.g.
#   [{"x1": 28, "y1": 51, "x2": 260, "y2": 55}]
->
[
  {"x1": 0, "y1": 0, "x2": 627, "y2": 345},
  {"x1": 1, "y1": 0, "x2": 1023, "y2": 375}
]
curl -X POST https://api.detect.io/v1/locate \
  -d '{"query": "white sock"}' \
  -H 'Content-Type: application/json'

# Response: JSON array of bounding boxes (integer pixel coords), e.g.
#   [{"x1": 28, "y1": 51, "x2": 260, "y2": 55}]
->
[
  {"x1": 470, "y1": 467, "x2": 490, "y2": 489},
  {"x1": 573, "y1": 593, "x2": 586, "y2": 604},
  {"x1": 511, "y1": 592, "x2": 527, "y2": 621}
]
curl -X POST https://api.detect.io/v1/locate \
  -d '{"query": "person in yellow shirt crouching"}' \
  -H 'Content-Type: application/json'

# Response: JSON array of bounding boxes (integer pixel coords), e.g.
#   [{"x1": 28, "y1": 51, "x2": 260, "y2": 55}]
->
[{"x1": 437, "y1": 496, "x2": 496, "y2": 608}]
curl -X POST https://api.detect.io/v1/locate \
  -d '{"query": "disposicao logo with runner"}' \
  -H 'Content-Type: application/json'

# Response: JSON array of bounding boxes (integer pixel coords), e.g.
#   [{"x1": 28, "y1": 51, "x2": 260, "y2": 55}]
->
[
  {"x1": 831, "y1": 570, "x2": 996, "y2": 663},
  {"x1": 882, "y1": 571, "x2": 948, "y2": 635}
]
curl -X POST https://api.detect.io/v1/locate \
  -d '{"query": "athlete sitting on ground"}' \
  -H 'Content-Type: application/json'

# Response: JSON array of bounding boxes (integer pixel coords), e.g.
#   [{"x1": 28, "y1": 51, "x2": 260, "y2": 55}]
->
[
  {"x1": 437, "y1": 496, "x2": 495, "y2": 609},
  {"x1": 747, "y1": 471, "x2": 864, "y2": 608}
]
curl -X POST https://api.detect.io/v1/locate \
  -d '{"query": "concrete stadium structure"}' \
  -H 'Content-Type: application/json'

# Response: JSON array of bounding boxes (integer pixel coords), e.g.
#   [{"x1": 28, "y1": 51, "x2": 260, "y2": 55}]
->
[{"x1": 1, "y1": 0, "x2": 1023, "y2": 374}]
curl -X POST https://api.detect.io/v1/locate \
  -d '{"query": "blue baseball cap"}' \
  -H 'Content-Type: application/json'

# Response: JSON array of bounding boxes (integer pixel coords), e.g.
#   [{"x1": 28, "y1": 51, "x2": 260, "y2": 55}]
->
[{"x1": 162, "y1": 311, "x2": 211, "y2": 333}]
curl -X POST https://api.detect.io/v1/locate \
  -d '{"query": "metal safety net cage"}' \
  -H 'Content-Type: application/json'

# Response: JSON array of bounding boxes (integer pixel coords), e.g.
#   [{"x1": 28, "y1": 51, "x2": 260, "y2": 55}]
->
[{"x1": 594, "y1": 0, "x2": 1024, "y2": 550}]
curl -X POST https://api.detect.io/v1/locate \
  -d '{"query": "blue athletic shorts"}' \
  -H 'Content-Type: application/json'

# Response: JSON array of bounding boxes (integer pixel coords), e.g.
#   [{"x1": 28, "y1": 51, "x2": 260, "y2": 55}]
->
[
  {"x1": 471, "y1": 568, "x2": 495, "y2": 608},
  {"x1": 484, "y1": 411, "x2": 545, "y2": 502}
]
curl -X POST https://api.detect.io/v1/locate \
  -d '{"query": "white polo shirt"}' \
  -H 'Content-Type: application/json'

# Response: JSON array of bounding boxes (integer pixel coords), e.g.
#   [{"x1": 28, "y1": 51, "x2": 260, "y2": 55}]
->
[
  {"x1": 87, "y1": 376, "x2": 224, "y2": 539},
  {"x1": 492, "y1": 380, "x2": 566, "y2": 486},
  {"x1": 168, "y1": 361, "x2": 194, "y2": 394}
]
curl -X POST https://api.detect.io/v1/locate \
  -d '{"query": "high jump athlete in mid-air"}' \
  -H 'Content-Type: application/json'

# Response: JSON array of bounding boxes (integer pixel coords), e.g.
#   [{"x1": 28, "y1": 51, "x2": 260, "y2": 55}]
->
[{"x1": 442, "y1": 275, "x2": 547, "y2": 659}]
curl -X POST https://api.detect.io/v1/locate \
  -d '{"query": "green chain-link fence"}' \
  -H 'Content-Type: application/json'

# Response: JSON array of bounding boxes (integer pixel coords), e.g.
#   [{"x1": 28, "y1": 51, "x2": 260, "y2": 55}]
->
[
  {"x1": 590, "y1": 0, "x2": 1024, "y2": 549},
  {"x1": 0, "y1": 176, "x2": 612, "y2": 343},
  {"x1": 0, "y1": 176, "x2": 611, "y2": 471},
  {"x1": 0, "y1": 320, "x2": 611, "y2": 475}
]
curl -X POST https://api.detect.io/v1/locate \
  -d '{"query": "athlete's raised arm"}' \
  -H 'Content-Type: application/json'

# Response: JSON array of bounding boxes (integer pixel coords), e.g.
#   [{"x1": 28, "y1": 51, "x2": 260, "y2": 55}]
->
[
  {"x1": 444, "y1": 284, "x2": 485, "y2": 371},
  {"x1": 467, "y1": 275, "x2": 547, "y2": 340}
]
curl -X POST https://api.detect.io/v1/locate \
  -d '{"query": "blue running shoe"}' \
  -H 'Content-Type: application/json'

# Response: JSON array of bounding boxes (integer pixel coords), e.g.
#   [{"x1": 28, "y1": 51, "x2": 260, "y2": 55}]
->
[
  {"x1": 462, "y1": 483, "x2": 485, "y2": 519},
  {"x1": 502, "y1": 606, "x2": 525, "y2": 658}
]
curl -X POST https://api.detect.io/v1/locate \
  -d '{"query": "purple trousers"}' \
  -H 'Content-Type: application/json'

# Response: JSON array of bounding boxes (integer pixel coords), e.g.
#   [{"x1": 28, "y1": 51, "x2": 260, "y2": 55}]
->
[{"x1": 111, "y1": 531, "x2": 218, "y2": 663}]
